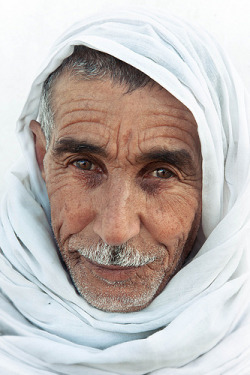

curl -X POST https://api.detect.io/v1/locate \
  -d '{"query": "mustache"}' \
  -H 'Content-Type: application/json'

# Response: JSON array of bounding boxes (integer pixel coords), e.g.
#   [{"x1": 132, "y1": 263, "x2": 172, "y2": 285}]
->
[{"x1": 76, "y1": 242, "x2": 157, "y2": 267}]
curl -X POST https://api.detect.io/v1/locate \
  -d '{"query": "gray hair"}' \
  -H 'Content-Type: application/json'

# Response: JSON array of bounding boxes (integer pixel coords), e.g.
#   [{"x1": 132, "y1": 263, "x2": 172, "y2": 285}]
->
[{"x1": 38, "y1": 45, "x2": 153, "y2": 146}]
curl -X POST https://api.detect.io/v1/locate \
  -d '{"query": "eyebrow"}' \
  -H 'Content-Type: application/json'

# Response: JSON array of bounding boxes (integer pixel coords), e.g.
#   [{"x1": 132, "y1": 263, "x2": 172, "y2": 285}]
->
[
  {"x1": 52, "y1": 138, "x2": 107, "y2": 158},
  {"x1": 52, "y1": 137, "x2": 196, "y2": 173},
  {"x1": 137, "y1": 149, "x2": 195, "y2": 173}
]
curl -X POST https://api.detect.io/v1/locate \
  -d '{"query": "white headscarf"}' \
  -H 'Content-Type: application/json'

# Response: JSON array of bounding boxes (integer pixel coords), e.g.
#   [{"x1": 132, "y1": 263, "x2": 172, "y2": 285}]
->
[{"x1": 0, "y1": 7, "x2": 250, "y2": 375}]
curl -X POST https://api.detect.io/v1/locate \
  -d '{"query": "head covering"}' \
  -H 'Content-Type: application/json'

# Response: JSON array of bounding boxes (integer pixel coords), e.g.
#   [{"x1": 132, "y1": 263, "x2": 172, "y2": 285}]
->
[{"x1": 0, "y1": 7, "x2": 250, "y2": 375}]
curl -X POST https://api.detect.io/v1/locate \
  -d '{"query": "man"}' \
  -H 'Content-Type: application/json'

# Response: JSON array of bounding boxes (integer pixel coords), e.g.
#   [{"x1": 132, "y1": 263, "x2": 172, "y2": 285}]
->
[
  {"x1": 0, "y1": 8, "x2": 249, "y2": 375},
  {"x1": 30, "y1": 45, "x2": 202, "y2": 314}
]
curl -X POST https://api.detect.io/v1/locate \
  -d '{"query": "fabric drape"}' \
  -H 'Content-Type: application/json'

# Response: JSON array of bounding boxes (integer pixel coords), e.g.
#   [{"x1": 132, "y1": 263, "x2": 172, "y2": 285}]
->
[{"x1": 0, "y1": 8, "x2": 250, "y2": 374}]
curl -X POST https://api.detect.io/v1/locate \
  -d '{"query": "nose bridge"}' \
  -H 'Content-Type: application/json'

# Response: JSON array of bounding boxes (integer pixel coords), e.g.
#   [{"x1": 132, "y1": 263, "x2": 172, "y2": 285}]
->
[{"x1": 93, "y1": 177, "x2": 140, "y2": 245}]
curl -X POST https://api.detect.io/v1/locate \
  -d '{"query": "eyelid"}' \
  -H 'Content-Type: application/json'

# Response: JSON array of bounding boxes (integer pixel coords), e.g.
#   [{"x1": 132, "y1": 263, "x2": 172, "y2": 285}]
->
[
  {"x1": 70, "y1": 155, "x2": 107, "y2": 174},
  {"x1": 150, "y1": 167, "x2": 175, "y2": 179},
  {"x1": 73, "y1": 159, "x2": 94, "y2": 170},
  {"x1": 140, "y1": 162, "x2": 177, "y2": 177}
]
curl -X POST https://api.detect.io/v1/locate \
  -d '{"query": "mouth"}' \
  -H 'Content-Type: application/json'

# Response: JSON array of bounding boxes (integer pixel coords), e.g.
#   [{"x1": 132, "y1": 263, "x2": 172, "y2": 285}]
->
[{"x1": 83, "y1": 257, "x2": 141, "y2": 283}]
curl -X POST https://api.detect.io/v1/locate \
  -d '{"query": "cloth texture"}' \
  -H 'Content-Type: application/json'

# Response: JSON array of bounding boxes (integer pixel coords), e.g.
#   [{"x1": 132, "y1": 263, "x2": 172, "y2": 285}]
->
[{"x1": 0, "y1": 7, "x2": 250, "y2": 374}]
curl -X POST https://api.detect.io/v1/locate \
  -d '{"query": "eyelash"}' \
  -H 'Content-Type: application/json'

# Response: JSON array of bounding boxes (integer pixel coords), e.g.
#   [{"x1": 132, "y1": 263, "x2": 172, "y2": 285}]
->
[
  {"x1": 72, "y1": 158, "x2": 176, "y2": 181},
  {"x1": 73, "y1": 159, "x2": 95, "y2": 171},
  {"x1": 72, "y1": 157, "x2": 104, "y2": 174},
  {"x1": 149, "y1": 168, "x2": 175, "y2": 179}
]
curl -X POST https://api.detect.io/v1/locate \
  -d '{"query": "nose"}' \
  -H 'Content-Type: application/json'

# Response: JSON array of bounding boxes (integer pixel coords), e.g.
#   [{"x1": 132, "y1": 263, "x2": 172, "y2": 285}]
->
[{"x1": 92, "y1": 181, "x2": 141, "y2": 245}]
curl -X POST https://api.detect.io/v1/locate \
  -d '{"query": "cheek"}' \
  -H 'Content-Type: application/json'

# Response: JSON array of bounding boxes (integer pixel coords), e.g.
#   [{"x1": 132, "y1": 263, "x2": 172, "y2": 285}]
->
[
  {"x1": 144, "y1": 188, "x2": 201, "y2": 244},
  {"x1": 44, "y1": 168, "x2": 95, "y2": 243}
]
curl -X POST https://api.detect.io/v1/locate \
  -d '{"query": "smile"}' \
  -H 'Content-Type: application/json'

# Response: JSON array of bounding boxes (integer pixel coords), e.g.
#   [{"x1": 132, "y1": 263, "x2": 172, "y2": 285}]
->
[{"x1": 83, "y1": 257, "x2": 141, "y2": 283}]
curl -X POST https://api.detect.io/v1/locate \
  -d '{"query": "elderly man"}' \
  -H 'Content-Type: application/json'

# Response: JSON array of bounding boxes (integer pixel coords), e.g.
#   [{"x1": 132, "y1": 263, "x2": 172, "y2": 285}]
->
[{"x1": 0, "y1": 8, "x2": 249, "y2": 375}]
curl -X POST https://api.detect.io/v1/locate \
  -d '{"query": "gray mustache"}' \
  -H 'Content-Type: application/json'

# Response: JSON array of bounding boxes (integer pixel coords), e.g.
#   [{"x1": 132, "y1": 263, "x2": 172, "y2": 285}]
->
[{"x1": 77, "y1": 243, "x2": 157, "y2": 267}]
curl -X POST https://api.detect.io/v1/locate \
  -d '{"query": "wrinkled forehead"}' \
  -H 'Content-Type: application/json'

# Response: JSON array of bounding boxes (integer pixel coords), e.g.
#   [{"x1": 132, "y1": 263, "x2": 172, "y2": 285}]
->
[
  {"x1": 50, "y1": 68, "x2": 199, "y2": 143},
  {"x1": 48, "y1": 72, "x2": 202, "y2": 197},
  {"x1": 19, "y1": 11, "x2": 235, "y2": 236},
  {"x1": 51, "y1": 69, "x2": 189, "y2": 111}
]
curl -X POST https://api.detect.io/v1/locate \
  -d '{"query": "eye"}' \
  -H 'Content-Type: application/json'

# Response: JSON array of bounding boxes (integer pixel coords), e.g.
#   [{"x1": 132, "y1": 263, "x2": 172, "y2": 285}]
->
[
  {"x1": 73, "y1": 159, "x2": 95, "y2": 171},
  {"x1": 151, "y1": 168, "x2": 174, "y2": 179}
]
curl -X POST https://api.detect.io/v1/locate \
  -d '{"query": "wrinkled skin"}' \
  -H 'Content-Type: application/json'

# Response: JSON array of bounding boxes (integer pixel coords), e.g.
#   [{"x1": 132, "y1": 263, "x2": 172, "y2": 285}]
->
[{"x1": 30, "y1": 74, "x2": 202, "y2": 312}]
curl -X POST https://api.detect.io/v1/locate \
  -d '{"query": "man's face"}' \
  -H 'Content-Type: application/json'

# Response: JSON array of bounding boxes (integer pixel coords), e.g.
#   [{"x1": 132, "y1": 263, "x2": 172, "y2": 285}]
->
[{"x1": 32, "y1": 73, "x2": 202, "y2": 313}]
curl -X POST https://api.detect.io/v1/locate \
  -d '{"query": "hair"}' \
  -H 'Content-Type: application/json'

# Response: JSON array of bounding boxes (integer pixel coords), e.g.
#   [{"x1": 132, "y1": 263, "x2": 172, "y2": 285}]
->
[{"x1": 39, "y1": 45, "x2": 153, "y2": 146}]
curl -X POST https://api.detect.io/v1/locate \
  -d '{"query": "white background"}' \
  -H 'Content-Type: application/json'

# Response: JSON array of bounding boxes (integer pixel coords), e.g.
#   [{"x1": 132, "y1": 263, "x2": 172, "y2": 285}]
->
[{"x1": 0, "y1": 0, "x2": 250, "y2": 193}]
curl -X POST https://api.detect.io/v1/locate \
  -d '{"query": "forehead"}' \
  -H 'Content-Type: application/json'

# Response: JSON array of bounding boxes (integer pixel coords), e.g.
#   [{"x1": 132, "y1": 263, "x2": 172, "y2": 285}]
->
[
  {"x1": 50, "y1": 73, "x2": 200, "y2": 159},
  {"x1": 52, "y1": 71, "x2": 190, "y2": 113}
]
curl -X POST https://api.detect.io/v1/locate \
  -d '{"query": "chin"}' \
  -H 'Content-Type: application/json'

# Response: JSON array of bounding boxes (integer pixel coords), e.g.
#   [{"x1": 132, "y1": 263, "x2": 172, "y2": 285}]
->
[{"x1": 78, "y1": 289, "x2": 154, "y2": 313}]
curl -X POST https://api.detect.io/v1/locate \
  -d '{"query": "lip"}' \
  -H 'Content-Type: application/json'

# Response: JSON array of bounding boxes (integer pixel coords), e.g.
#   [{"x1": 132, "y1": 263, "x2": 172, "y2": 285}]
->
[{"x1": 83, "y1": 257, "x2": 139, "y2": 282}]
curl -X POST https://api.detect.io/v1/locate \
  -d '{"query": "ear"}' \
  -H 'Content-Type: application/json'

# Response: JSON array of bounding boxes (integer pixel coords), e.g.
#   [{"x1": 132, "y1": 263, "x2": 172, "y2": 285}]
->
[{"x1": 29, "y1": 120, "x2": 47, "y2": 180}]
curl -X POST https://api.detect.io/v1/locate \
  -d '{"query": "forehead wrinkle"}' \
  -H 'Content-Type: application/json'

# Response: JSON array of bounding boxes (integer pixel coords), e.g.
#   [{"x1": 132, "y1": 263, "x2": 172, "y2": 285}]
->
[
  {"x1": 137, "y1": 129, "x2": 201, "y2": 169},
  {"x1": 140, "y1": 123, "x2": 198, "y2": 139},
  {"x1": 147, "y1": 107, "x2": 196, "y2": 125},
  {"x1": 58, "y1": 107, "x2": 108, "y2": 118},
  {"x1": 103, "y1": 118, "x2": 199, "y2": 166},
  {"x1": 139, "y1": 124, "x2": 199, "y2": 147},
  {"x1": 109, "y1": 118, "x2": 124, "y2": 160},
  {"x1": 55, "y1": 96, "x2": 98, "y2": 107},
  {"x1": 53, "y1": 82, "x2": 125, "y2": 112},
  {"x1": 139, "y1": 111, "x2": 197, "y2": 131},
  {"x1": 57, "y1": 121, "x2": 110, "y2": 135},
  {"x1": 54, "y1": 102, "x2": 110, "y2": 124},
  {"x1": 56, "y1": 109, "x2": 109, "y2": 130},
  {"x1": 55, "y1": 97, "x2": 112, "y2": 112}
]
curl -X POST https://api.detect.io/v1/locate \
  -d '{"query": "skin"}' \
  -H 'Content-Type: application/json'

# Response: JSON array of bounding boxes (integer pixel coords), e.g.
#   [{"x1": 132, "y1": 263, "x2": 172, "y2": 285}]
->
[{"x1": 30, "y1": 73, "x2": 202, "y2": 313}]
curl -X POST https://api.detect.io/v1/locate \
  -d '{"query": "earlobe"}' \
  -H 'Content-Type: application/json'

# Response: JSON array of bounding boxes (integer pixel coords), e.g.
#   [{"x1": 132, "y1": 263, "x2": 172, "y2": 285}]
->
[{"x1": 29, "y1": 120, "x2": 47, "y2": 180}]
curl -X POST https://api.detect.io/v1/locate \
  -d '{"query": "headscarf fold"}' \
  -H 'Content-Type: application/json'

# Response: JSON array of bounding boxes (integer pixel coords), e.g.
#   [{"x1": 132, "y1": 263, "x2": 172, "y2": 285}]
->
[{"x1": 0, "y1": 7, "x2": 250, "y2": 374}]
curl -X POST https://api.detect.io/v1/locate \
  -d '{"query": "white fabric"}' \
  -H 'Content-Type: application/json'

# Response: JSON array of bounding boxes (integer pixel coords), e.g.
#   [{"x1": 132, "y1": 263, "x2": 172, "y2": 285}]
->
[{"x1": 1, "y1": 7, "x2": 250, "y2": 374}]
